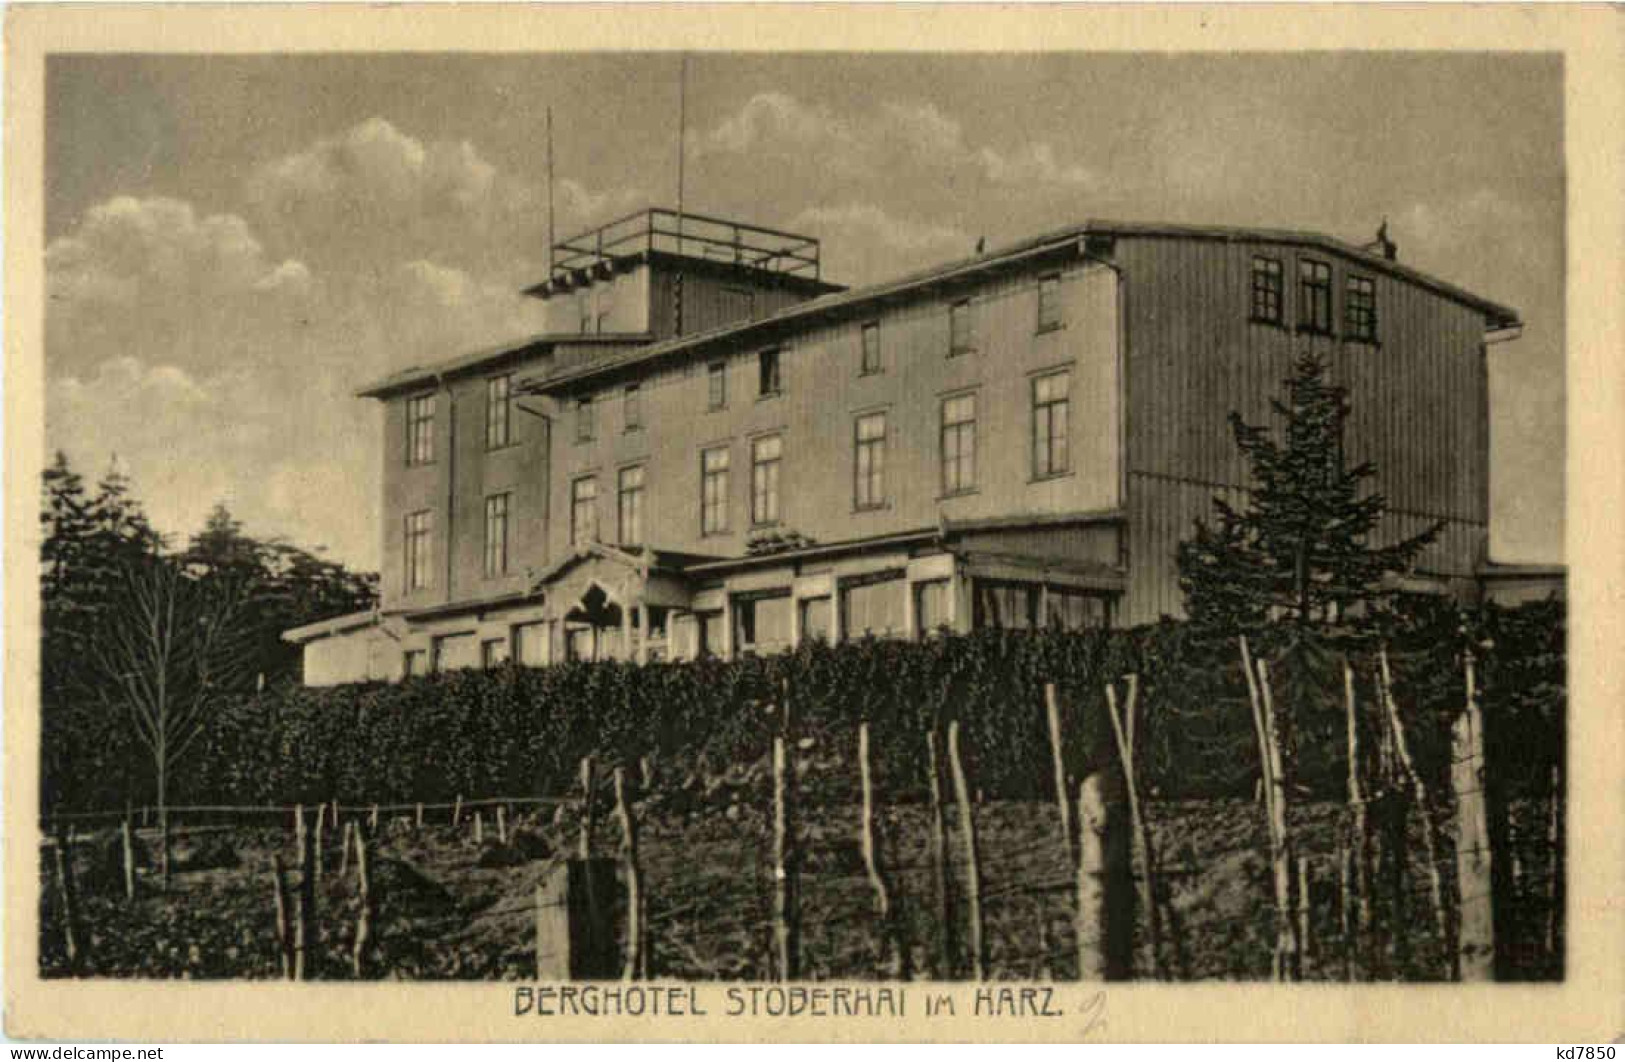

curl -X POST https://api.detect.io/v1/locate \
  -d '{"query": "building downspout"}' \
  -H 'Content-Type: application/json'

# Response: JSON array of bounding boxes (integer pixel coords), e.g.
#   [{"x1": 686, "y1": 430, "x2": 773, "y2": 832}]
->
[{"x1": 437, "y1": 372, "x2": 456, "y2": 606}]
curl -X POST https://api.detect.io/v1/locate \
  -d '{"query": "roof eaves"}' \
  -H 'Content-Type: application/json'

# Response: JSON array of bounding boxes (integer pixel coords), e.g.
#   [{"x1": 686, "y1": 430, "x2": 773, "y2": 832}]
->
[
  {"x1": 355, "y1": 332, "x2": 655, "y2": 399},
  {"x1": 518, "y1": 229, "x2": 1089, "y2": 396}
]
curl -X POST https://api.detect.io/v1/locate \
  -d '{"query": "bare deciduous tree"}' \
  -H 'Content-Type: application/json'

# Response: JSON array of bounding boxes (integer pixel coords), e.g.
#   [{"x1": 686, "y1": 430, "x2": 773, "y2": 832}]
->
[{"x1": 89, "y1": 558, "x2": 254, "y2": 885}]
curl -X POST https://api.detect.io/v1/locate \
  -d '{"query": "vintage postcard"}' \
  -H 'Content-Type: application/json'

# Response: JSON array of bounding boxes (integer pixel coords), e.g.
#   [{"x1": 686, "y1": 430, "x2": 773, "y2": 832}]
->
[{"x1": 4, "y1": 3, "x2": 1622, "y2": 1044}]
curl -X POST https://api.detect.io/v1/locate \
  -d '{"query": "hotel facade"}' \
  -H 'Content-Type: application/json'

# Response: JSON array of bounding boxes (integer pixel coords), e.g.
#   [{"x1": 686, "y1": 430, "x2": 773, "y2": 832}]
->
[{"x1": 285, "y1": 209, "x2": 1520, "y2": 685}]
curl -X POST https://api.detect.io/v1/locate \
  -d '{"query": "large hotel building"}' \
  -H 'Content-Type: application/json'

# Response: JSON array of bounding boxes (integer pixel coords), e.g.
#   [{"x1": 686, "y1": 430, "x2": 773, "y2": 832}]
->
[{"x1": 285, "y1": 208, "x2": 1521, "y2": 684}]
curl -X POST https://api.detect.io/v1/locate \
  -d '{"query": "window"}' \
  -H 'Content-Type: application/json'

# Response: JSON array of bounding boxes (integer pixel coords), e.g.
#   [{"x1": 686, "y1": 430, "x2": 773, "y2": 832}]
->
[
  {"x1": 570, "y1": 477, "x2": 598, "y2": 545},
  {"x1": 860, "y1": 321, "x2": 881, "y2": 375},
  {"x1": 941, "y1": 393, "x2": 977, "y2": 495},
  {"x1": 483, "y1": 493, "x2": 510, "y2": 578},
  {"x1": 701, "y1": 446, "x2": 730, "y2": 535},
  {"x1": 1299, "y1": 258, "x2": 1332, "y2": 334},
  {"x1": 840, "y1": 573, "x2": 905, "y2": 640},
  {"x1": 575, "y1": 396, "x2": 594, "y2": 442},
  {"x1": 734, "y1": 592, "x2": 791, "y2": 655},
  {"x1": 1250, "y1": 256, "x2": 1284, "y2": 325},
  {"x1": 799, "y1": 597, "x2": 832, "y2": 643},
  {"x1": 1037, "y1": 274, "x2": 1063, "y2": 332},
  {"x1": 974, "y1": 580, "x2": 1038, "y2": 630},
  {"x1": 758, "y1": 348, "x2": 782, "y2": 397},
  {"x1": 513, "y1": 621, "x2": 550, "y2": 666},
  {"x1": 1032, "y1": 370, "x2": 1071, "y2": 479},
  {"x1": 402, "y1": 649, "x2": 427, "y2": 678},
  {"x1": 1044, "y1": 586, "x2": 1109, "y2": 630},
  {"x1": 751, "y1": 434, "x2": 782, "y2": 526},
  {"x1": 481, "y1": 637, "x2": 511, "y2": 668},
  {"x1": 708, "y1": 361, "x2": 727, "y2": 410},
  {"x1": 854, "y1": 412, "x2": 887, "y2": 510},
  {"x1": 1345, "y1": 275, "x2": 1378, "y2": 342},
  {"x1": 617, "y1": 465, "x2": 645, "y2": 547},
  {"x1": 915, "y1": 579, "x2": 952, "y2": 636},
  {"x1": 483, "y1": 375, "x2": 513, "y2": 449},
  {"x1": 624, "y1": 384, "x2": 642, "y2": 431},
  {"x1": 432, "y1": 633, "x2": 477, "y2": 672},
  {"x1": 596, "y1": 285, "x2": 613, "y2": 334},
  {"x1": 950, "y1": 300, "x2": 974, "y2": 356},
  {"x1": 406, "y1": 394, "x2": 435, "y2": 466},
  {"x1": 577, "y1": 291, "x2": 592, "y2": 334},
  {"x1": 404, "y1": 510, "x2": 432, "y2": 592}
]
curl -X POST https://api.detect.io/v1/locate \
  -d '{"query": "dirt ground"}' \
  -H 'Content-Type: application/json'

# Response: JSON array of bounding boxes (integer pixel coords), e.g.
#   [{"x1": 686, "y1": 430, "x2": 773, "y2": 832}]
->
[{"x1": 38, "y1": 797, "x2": 1561, "y2": 982}]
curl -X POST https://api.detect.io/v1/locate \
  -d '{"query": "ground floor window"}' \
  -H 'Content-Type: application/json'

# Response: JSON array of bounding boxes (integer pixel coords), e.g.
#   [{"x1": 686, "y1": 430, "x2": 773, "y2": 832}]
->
[
  {"x1": 972, "y1": 578, "x2": 1113, "y2": 631},
  {"x1": 915, "y1": 579, "x2": 952, "y2": 636},
  {"x1": 402, "y1": 649, "x2": 427, "y2": 678},
  {"x1": 799, "y1": 596, "x2": 832, "y2": 643},
  {"x1": 481, "y1": 637, "x2": 511, "y2": 668},
  {"x1": 974, "y1": 580, "x2": 1038, "y2": 630},
  {"x1": 840, "y1": 571, "x2": 906, "y2": 640},
  {"x1": 697, "y1": 611, "x2": 725, "y2": 658},
  {"x1": 514, "y1": 621, "x2": 550, "y2": 666},
  {"x1": 735, "y1": 592, "x2": 792, "y2": 655},
  {"x1": 432, "y1": 632, "x2": 478, "y2": 671},
  {"x1": 1044, "y1": 586, "x2": 1110, "y2": 630}
]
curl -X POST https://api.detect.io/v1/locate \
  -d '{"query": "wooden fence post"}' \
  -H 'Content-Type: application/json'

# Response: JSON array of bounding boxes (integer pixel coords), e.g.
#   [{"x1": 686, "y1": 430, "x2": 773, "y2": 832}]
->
[
  {"x1": 947, "y1": 719, "x2": 985, "y2": 981},
  {"x1": 772, "y1": 728, "x2": 797, "y2": 980},
  {"x1": 294, "y1": 802, "x2": 306, "y2": 851},
  {"x1": 1297, "y1": 854, "x2": 1313, "y2": 971},
  {"x1": 271, "y1": 854, "x2": 292, "y2": 979},
  {"x1": 1241, "y1": 639, "x2": 1298, "y2": 981},
  {"x1": 1378, "y1": 646, "x2": 1450, "y2": 954},
  {"x1": 1044, "y1": 683, "x2": 1075, "y2": 868},
  {"x1": 452, "y1": 794, "x2": 463, "y2": 830},
  {"x1": 415, "y1": 802, "x2": 424, "y2": 830},
  {"x1": 338, "y1": 820, "x2": 353, "y2": 879},
  {"x1": 52, "y1": 828, "x2": 80, "y2": 969},
  {"x1": 1546, "y1": 762, "x2": 1563, "y2": 962},
  {"x1": 1338, "y1": 842, "x2": 1353, "y2": 981},
  {"x1": 578, "y1": 757, "x2": 596, "y2": 860},
  {"x1": 613, "y1": 767, "x2": 642, "y2": 980},
  {"x1": 295, "y1": 807, "x2": 315, "y2": 981},
  {"x1": 857, "y1": 722, "x2": 905, "y2": 978},
  {"x1": 368, "y1": 804, "x2": 379, "y2": 832},
  {"x1": 1342, "y1": 660, "x2": 1372, "y2": 962},
  {"x1": 1075, "y1": 768, "x2": 1132, "y2": 981},
  {"x1": 474, "y1": 810, "x2": 484, "y2": 846},
  {"x1": 1105, "y1": 675, "x2": 1161, "y2": 979},
  {"x1": 925, "y1": 729, "x2": 957, "y2": 979},
  {"x1": 497, "y1": 804, "x2": 509, "y2": 845},
  {"x1": 352, "y1": 822, "x2": 373, "y2": 978},
  {"x1": 535, "y1": 860, "x2": 619, "y2": 979},
  {"x1": 121, "y1": 816, "x2": 137, "y2": 902},
  {"x1": 1453, "y1": 649, "x2": 1496, "y2": 981}
]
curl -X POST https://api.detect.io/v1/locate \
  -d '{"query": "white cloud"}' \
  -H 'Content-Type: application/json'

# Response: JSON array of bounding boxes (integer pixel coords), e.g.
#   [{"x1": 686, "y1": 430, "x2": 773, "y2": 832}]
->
[
  {"x1": 700, "y1": 92, "x2": 1097, "y2": 191},
  {"x1": 977, "y1": 142, "x2": 1098, "y2": 189},
  {"x1": 787, "y1": 203, "x2": 971, "y2": 286}
]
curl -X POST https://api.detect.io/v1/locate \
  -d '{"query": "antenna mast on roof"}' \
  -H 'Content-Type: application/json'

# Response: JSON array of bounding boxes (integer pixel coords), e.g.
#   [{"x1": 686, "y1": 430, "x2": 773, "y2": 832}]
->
[
  {"x1": 677, "y1": 53, "x2": 689, "y2": 251},
  {"x1": 546, "y1": 106, "x2": 556, "y2": 277},
  {"x1": 674, "y1": 53, "x2": 689, "y2": 336}
]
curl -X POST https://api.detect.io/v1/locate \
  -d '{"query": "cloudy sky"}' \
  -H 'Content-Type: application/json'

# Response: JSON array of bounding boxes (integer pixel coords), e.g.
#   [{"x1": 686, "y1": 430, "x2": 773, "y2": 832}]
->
[{"x1": 44, "y1": 52, "x2": 1564, "y2": 571}]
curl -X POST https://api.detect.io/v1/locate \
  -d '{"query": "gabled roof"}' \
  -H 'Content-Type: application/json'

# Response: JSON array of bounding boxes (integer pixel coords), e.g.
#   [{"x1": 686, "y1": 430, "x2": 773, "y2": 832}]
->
[{"x1": 517, "y1": 219, "x2": 1522, "y2": 397}]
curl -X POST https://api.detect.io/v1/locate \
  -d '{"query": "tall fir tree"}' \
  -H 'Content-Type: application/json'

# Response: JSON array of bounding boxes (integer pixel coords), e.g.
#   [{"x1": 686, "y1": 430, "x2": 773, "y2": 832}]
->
[{"x1": 1177, "y1": 351, "x2": 1443, "y2": 635}]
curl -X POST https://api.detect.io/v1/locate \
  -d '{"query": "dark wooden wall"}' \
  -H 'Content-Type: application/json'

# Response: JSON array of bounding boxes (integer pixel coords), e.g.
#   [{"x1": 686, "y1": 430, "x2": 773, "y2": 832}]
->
[{"x1": 1113, "y1": 234, "x2": 1491, "y2": 624}]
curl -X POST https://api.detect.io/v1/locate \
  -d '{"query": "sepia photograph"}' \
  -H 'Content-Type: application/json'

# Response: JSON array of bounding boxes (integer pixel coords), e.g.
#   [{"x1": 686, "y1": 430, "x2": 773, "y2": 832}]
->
[{"x1": 5, "y1": 4, "x2": 1621, "y2": 1045}]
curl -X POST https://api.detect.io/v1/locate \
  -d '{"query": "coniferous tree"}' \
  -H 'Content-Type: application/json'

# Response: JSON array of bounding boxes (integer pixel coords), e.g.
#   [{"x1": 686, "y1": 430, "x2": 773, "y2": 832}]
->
[
  {"x1": 1177, "y1": 351, "x2": 1443, "y2": 635},
  {"x1": 1176, "y1": 352, "x2": 1445, "y2": 792}
]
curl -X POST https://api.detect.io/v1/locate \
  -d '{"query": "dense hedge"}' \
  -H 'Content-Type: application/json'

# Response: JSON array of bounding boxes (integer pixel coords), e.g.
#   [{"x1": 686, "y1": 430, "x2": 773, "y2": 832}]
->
[{"x1": 47, "y1": 600, "x2": 1565, "y2": 814}]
